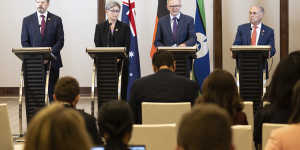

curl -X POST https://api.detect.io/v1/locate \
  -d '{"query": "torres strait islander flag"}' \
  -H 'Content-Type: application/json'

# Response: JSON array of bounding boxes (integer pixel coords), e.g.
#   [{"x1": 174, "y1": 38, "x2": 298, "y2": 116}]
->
[{"x1": 121, "y1": 0, "x2": 141, "y2": 100}]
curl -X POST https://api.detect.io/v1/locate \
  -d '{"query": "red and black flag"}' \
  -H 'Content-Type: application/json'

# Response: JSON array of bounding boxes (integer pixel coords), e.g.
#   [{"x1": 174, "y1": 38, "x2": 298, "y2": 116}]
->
[{"x1": 150, "y1": 0, "x2": 169, "y2": 57}]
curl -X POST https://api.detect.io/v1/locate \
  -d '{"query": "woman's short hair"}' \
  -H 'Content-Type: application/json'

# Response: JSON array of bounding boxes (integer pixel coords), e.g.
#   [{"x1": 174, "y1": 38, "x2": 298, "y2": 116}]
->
[
  {"x1": 98, "y1": 101, "x2": 134, "y2": 149},
  {"x1": 196, "y1": 69, "x2": 243, "y2": 120},
  {"x1": 105, "y1": 0, "x2": 121, "y2": 10},
  {"x1": 24, "y1": 103, "x2": 92, "y2": 150}
]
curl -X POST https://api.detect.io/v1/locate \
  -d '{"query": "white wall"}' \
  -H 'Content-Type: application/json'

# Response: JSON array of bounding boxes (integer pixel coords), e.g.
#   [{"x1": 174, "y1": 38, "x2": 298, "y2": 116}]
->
[{"x1": 0, "y1": 0, "x2": 213, "y2": 87}]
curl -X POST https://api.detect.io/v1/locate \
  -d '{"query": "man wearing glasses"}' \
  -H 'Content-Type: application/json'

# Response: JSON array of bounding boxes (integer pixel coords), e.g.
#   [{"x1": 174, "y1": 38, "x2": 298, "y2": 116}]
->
[{"x1": 154, "y1": 0, "x2": 196, "y2": 47}]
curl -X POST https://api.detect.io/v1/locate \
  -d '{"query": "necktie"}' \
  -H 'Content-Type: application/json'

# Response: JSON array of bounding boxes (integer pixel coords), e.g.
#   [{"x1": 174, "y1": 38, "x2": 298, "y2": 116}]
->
[
  {"x1": 172, "y1": 17, "x2": 178, "y2": 41},
  {"x1": 251, "y1": 25, "x2": 258, "y2": 45},
  {"x1": 41, "y1": 15, "x2": 46, "y2": 36}
]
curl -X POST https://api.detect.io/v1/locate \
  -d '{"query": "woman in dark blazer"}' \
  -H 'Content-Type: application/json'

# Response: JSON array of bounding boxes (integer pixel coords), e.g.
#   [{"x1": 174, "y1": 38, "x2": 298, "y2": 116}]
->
[{"x1": 94, "y1": 0, "x2": 130, "y2": 100}]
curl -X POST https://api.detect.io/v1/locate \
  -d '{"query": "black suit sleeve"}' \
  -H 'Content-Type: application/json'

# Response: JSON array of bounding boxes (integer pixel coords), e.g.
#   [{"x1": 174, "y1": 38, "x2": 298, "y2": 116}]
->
[
  {"x1": 21, "y1": 18, "x2": 32, "y2": 47},
  {"x1": 182, "y1": 17, "x2": 196, "y2": 46},
  {"x1": 154, "y1": 20, "x2": 164, "y2": 47},
  {"x1": 94, "y1": 24, "x2": 102, "y2": 47},
  {"x1": 52, "y1": 17, "x2": 64, "y2": 56},
  {"x1": 81, "y1": 112, "x2": 101, "y2": 145},
  {"x1": 124, "y1": 24, "x2": 131, "y2": 54},
  {"x1": 129, "y1": 82, "x2": 141, "y2": 124}
]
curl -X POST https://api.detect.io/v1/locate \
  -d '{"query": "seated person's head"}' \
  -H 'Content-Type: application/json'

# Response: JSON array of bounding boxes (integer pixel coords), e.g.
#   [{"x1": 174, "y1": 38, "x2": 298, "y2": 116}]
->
[
  {"x1": 269, "y1": 51, "x2": 300, "y2": 109},
  {"x1": 177, "y1": 103, "x2": 233, "y2": 150},
  {"x1": 196, "y1": 69, "x2": 243, "y2": 120},
  {"x1": 152, "y1": 51, "x2": 176, "y2": 72},
  {"x1": 98, "y1": 101, "x2": 134, "y2": 149},
  {"x1": 24, "y1": 103, "x2": 92, "y2": 150},
  {"x1": 54, "y1": 76, "x2": 80, "y2": 107}
]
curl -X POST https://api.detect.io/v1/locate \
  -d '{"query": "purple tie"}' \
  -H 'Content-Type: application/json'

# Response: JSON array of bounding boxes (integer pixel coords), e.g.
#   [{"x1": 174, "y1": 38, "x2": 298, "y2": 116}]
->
[
  {"x1": 172, "y1": 17, "x2": 178, "y2": 41},
  {"x1": 41, "y1": 15, "x2": 45, "y2": 36}
]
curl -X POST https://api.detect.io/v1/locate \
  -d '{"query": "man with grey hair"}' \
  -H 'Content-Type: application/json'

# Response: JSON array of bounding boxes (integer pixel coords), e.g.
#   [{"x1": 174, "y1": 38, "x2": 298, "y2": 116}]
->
[
  {"x1": 21, "y1": 0, "x2": 64, "y2": 102},
  {"x1": 154, "y1": 0, "x2": 196, "y2": 47},
  {"x1": 177, "y1": 103, "x2": 234, "y2": 150},
  {"x1": 233, "y1": 5, "x2": 275, "y2": 80},
  {"x1": 233, "y1": 6, "x2": 275, "y2": 57}
]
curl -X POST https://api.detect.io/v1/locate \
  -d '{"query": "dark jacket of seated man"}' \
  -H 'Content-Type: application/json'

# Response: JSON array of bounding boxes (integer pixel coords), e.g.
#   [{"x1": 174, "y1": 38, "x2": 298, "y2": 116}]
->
[
  {"x1": 53, "y1": 76, "x2": 101, "y2": 145},
  {"x1": 129, "y1": 51, "x2": 200, "y2": 124}
]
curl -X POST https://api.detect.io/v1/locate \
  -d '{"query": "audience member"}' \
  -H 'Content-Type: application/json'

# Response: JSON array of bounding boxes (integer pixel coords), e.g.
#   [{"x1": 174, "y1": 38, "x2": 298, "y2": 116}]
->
[
  {"x1": 129, "y1": 51, "x2": 199, "y2": 124},
  {"x1": 196, "y1": 69, "x2": 248, "y2": 125},
  {"x1": 254, "y1": 51, "x2": 300, "y2": 149},
  {"x1": 24, "y1": 103, "x2": 92, "y2": 150},
  {"x1": 177, "y1": 103, "x2": 234, "y2": 150},
  {"x1": 264, "y1": 80, "x2": 300, "y2": 150},
  {"x1": 98, "y1": 101, "x2": 134, "y2": 150},
  {"x1": 54, "y1": 76, "x2": 100, "y2": 145}
]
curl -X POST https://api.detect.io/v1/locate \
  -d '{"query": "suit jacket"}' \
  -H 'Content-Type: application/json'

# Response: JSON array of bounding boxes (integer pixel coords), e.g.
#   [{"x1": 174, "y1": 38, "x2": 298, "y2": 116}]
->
[
  {"x1": 64, "y1": 104, "x2": 101, "y2": 145},
  {"x1": 94, "y1": 20, "x2": 130, "y2": 54},
  {"x1": 265, "y1": 124, "x2": 300, "y2": 150},
  {"x1": 233, "y1": 23, "x2": 276, "y2": 57},
  {"x1": 154, "y1": 13, "x2": 196, "y2": 47},
  {"x1": 129, "y1": 69, "x2": 200, "y2": 124},
  {"x1": 21, "y1": 12, "x2": 64, "y2": 69}
]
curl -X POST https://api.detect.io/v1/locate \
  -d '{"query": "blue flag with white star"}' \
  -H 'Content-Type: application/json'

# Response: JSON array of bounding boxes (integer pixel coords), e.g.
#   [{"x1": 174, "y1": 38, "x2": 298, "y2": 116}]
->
[
  {"x1": 193, "y1": 0, "x2": 210, "y2": 90},
  {"x1": 122, "y1": 0, "x2": 141, "y2": 100}
]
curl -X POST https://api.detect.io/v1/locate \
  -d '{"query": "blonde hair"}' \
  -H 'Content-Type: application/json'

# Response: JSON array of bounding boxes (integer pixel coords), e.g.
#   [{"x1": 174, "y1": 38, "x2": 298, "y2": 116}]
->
[{"x1": 24, "y1": 103, "x2": 92, "y2": 150}]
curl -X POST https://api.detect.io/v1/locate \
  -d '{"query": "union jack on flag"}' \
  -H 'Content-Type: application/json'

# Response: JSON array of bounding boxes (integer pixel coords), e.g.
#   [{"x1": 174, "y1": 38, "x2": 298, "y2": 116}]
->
[{"x1": 122, "y1": 0, "x2": 141, "y2": 100}]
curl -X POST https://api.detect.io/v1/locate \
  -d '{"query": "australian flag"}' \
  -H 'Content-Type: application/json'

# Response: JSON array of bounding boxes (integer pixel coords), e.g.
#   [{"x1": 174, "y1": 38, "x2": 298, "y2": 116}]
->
[{"x1": 122, "y1": 0, "x2": 141, "y2": 100}]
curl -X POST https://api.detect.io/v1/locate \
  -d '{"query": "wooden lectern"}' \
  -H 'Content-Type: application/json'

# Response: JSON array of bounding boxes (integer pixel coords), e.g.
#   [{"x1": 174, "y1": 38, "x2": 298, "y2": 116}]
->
[
  {"x1": 12, "y1": 47, "x2": 54, "y2": 136},
  {"x1": 231, "y1": 45, "x2": 270, "y2": 114},
  {"x1": 86, "y1": 47, "x2": 126, "y2": 116},
  {"x1": 157, "y1": 47, "x2": 196, "y2": 79}
]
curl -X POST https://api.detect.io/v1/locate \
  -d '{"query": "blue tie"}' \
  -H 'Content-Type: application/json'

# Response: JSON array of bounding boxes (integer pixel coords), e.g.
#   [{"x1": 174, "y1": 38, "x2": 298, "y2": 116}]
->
[{"x1": 172, "y1": 17, "x2": 178, "y2": 41}]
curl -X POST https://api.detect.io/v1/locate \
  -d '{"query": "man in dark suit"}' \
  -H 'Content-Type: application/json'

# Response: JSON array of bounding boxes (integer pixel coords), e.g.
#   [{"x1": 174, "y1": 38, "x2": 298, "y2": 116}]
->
[
  {"x1": 154, "y1": 0, "x2": 196, "y2": 47},
  {"x1": 129, "y1": 51, "x2": 200, "y2": 124},
  {"x1": 233, "y1": 6, "x2": 275, "y2": 79},
  {"x1": 54, "y1": 76, "x2": 101, "y2": 145},
  {"x1": 233, "y1": 6, "x2": 275, "y2": 57},
  {"x1": 21, "y1": 0, "x2": 64, "y2": 102}
]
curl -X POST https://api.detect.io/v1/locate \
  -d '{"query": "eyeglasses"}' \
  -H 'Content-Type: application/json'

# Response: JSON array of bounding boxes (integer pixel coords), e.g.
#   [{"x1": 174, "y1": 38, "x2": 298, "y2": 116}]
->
[
  {"x1": 169, "y1": 5, "x2": 181, "y2": 8},
  {"x1": 109, "y1": 9, "x2": 120, "y2": 13}
]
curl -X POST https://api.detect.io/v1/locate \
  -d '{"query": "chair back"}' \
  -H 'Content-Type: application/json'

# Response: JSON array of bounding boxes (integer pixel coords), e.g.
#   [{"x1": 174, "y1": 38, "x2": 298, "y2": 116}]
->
[
  {"x1": 142, "y1": 102, "x2": 191, "y2": 124},
  {"x1": 0, "y1": 104, "x2": 14, "y2": 150},
  {"x1": 130, "y1": 124, "x2": 177, "y2": 150},
  {"x1": 243, "y1": 101, "x2": 254, "y2": 126},
  {"x1": 232, "y1": 125, "x2": 253, "y2": 150}
]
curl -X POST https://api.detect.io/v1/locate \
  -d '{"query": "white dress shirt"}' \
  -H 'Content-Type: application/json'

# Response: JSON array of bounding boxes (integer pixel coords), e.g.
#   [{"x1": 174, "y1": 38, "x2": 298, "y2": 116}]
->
[
  {"x1": 37, "y1": 11, "x2": 48, "y2": 32},
  {"x1": 170, "y1": 13, "x2": 181, "y2": 32}
]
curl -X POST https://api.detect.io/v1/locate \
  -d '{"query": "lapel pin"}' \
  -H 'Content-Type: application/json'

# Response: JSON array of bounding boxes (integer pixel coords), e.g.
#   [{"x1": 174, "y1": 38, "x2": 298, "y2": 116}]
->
[
  {"x1": 115, "y1": 28, "x2": 119, "y2": 32},
  {"x1": 48, "y1": 18, "x2": 51, "y2": 21}
]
